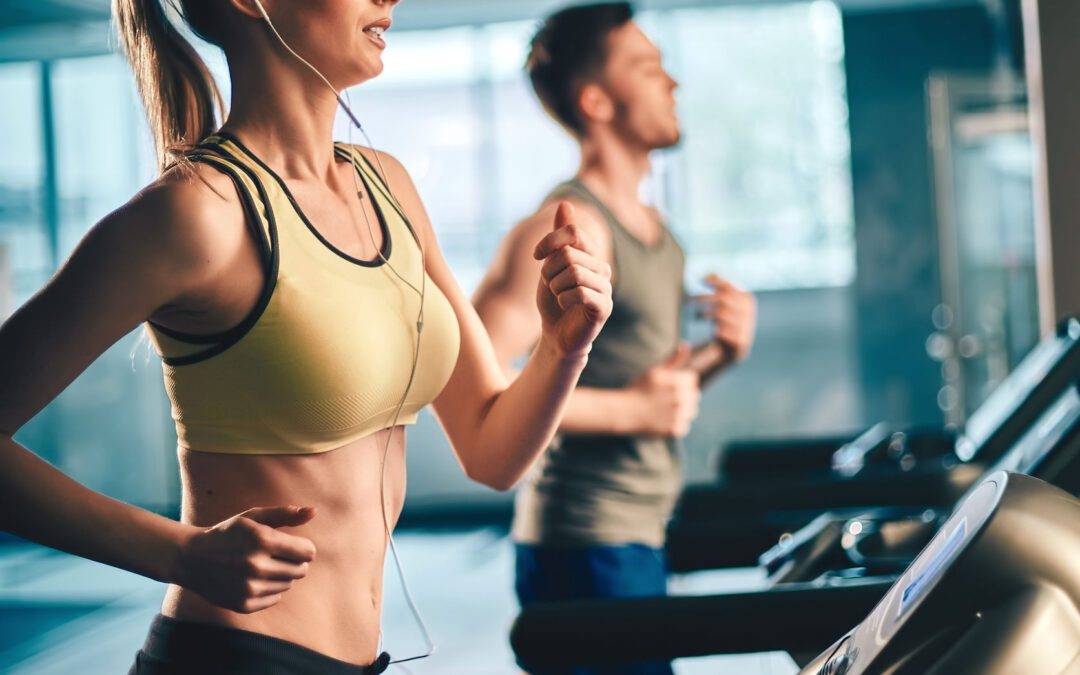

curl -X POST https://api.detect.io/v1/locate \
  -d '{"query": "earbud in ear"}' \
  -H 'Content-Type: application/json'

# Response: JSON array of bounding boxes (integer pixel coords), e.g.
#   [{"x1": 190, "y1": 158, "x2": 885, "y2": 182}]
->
[{"x1": 251, "y1": 0, "x2": 270, "y2": 22}]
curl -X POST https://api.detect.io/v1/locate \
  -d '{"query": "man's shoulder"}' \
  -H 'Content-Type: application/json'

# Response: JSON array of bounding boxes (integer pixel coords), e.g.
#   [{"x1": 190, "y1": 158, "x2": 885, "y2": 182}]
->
[{"x1": 529, "y1": 192, "x2": 610, "y2": 244}]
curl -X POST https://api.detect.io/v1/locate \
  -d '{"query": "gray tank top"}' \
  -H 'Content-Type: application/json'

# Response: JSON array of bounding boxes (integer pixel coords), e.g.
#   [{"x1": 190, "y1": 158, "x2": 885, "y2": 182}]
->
[{"x1": 512, "y1": 178, "x2": 687, "y2": 548}]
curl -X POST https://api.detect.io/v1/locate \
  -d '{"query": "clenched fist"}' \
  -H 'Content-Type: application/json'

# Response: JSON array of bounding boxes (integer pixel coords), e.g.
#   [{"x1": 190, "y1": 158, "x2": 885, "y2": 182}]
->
[
  {"x1": 532, "y1": 202, "x2": 614, "y2": 359},
  {"x1": 630, "y1": 343, "x2": 701, "y2": 438}
]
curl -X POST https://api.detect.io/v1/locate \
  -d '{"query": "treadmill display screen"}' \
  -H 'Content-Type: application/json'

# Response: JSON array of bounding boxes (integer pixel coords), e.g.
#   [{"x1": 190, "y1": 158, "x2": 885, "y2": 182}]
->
[
  {"x1": 959, "y1": 337, "x2": 1067, "y2": 460},
  {"x1": 838, "y1": 476, "x2": 1008, "y2": 674},
  {"x1": 900, "y1": 518, "x2": 967, "y2": 615}
]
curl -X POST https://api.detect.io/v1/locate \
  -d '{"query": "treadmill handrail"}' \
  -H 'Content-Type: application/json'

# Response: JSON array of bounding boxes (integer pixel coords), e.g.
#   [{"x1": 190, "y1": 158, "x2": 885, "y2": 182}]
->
[{"x1": 510, "y1": 578, "x2": 894, "y2": 668}]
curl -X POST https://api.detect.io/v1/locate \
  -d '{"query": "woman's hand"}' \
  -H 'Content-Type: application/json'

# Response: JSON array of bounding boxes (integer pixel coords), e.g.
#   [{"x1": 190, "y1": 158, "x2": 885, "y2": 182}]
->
[
  {"x1": 532, "y1": 202, "x2": 614, "y2": 360},
  {"x1": 174, "y1": 505, "x2": 317, "y2": 613}
]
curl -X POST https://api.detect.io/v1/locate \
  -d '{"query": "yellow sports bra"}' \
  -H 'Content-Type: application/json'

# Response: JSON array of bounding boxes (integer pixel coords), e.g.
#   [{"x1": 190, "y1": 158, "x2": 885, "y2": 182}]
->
[{"x1": 146, "y1": 131, "x2": 461, "y2": 454}]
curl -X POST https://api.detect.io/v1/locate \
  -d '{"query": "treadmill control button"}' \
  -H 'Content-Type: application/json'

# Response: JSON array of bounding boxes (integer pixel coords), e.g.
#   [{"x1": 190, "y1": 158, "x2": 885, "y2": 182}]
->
[{"x1": 822, "y1": 638, "x2": 854, "y2": 675}]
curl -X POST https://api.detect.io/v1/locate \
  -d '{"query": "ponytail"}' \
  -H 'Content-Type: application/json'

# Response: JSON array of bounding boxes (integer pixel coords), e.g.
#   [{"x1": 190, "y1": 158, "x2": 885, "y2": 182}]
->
[{"x1": 112, "y1": 0, "x2": 225, "y2": 175}]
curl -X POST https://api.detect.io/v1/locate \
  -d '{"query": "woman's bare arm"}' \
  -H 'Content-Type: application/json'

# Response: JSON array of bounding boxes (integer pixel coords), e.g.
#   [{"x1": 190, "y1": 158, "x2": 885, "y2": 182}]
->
[
  {"x1": 0, "y1": 178, "x2": 227, "y2": 578},
  {"x1": 0, "y1": 172, "x2": 316, "y2": 612},
  {"x1": 473, "y1": 201, "x2": 701, "y2": 438},
  {"x1": 363, "y1": 149, "x2": 612, "y2": 491},
  {"x1": 471, "y1": 201, "x2": 647, "y2": 435}
]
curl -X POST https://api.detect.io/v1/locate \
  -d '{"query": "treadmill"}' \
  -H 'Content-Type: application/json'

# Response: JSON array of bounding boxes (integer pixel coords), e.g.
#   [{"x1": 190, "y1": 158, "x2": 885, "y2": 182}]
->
[
  {"x1": 758, "y1": 379, "x2": 1080, "y2": 587},
  {"x1": 510, "y1": 379, "x2": 1080, "y2": 671},
  {"x1": 667, "y1": 317, "x2": 1080, "y2": 571},
  {"x1": 718, "y1": 315, "x2": 1080, "y2": 483},
  {"x1": 799, "y1": 472, "x2": 1080, "y2": 674}
]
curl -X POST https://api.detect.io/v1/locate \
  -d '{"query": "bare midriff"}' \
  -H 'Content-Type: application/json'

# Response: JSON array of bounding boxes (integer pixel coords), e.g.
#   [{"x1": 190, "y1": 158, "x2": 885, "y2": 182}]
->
[{"x1": 161, "y1": 426, "x2": 408, "y2": 666}]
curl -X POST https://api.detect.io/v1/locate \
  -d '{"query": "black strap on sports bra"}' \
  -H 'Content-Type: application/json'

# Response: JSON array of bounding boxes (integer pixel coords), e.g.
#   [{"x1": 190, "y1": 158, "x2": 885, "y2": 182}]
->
[
  {"x1": 193, "y1": 151, "x2": 274, "y2": 267},
  {"x1": 149, "y1": 149, "x2": 280, "y2": 366},
  {"x1": 332, "y1": 144, "x2": 425, "y2": 252}
]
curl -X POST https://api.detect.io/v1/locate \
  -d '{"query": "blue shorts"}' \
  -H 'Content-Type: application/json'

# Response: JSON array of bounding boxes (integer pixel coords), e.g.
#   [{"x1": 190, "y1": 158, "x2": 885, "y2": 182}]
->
[{"x1": 514, "y1": 543, "x2": 674, "y2": 675}]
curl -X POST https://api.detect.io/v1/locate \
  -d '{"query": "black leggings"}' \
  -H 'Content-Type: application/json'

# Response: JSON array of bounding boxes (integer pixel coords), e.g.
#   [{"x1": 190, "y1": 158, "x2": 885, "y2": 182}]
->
[{"x1": 128, "y1": 614, "x2": 391, "y2": 675}]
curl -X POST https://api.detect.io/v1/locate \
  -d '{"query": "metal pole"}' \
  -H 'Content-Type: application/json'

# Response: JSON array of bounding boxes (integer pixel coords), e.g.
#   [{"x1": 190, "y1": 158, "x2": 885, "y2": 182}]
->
[
  {"x1": 1021, "y1": 0, "x2": 1080, "y2": 331},
  {"x1": 39, "y1": 59, "x2": 60, "y2": 270}
]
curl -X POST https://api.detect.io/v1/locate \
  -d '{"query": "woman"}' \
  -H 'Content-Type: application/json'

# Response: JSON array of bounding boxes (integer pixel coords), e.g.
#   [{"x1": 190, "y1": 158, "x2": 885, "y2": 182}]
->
[{"x1": 0, "y1": 0, "x2": 614, "y2": 672}]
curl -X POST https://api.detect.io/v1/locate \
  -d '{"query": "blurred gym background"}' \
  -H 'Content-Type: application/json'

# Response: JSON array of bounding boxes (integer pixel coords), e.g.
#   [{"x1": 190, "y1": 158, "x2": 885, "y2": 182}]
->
[{"x1": 0, "y1": 0, "x2": 1073, "y2": 672}]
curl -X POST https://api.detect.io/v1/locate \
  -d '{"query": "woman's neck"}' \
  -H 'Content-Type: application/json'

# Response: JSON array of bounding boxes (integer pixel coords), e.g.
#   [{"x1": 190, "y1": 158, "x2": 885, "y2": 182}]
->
[{"x1": 218, "y1": 52, "x2": 348, "y2": 181}]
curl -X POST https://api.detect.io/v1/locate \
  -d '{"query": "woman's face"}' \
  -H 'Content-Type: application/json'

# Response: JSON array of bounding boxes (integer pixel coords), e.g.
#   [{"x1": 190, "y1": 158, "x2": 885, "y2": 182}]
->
[{"x1": 258, "y1": 0, "x2": 402, "y2": 87}]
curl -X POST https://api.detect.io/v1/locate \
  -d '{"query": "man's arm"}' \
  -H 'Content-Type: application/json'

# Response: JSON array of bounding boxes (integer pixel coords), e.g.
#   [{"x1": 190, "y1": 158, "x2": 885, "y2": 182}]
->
[
  {"x1": 688, "y1": 339, "x2": 733, "y2": 388},
  {"x1": 473, "y1": 200, "x2": 652, "y2": 436}
]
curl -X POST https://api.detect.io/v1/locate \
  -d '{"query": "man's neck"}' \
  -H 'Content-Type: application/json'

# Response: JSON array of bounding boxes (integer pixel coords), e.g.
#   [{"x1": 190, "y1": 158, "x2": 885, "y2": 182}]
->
[{"x1": 576, "y1": 131, "x2": 652, "y2": 209}]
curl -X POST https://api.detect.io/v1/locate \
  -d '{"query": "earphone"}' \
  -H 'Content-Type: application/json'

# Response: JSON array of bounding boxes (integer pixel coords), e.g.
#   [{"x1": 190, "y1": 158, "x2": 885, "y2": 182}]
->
[{"x1": 251, "y1": 0, "x2": 435, "y2": 666}]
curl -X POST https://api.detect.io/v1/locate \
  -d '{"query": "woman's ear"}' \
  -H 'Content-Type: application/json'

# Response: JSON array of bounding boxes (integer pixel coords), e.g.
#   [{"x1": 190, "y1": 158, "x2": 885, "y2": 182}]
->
[
  {"x1": 226, "y1": 0, "x2": 268, "y2": 21},
  {"x1": 577, "y1": 82, "x2": 616, "y2": 127}
]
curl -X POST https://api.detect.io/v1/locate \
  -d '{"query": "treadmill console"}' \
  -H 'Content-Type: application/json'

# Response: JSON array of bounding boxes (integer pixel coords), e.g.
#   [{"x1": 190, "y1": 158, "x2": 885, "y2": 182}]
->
[
  {"x1": 802, "y1": 471, "x2": 1080, "y2": 675},
  {"x1": 835, "y1": 478, "x2": 1002, "y2": 671}
]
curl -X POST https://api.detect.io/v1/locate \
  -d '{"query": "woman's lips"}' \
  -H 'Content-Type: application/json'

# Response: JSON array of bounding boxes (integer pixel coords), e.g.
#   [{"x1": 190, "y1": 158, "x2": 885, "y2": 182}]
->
[{"x1": 363, "y1": 19, "x2": 390, "y2": 49}]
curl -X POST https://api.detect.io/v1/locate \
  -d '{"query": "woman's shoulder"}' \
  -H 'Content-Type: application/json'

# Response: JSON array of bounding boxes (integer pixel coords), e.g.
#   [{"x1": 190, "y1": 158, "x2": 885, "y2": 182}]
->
[{"x1": 104, "y1": 159, "x2": 252, "y2": 273}]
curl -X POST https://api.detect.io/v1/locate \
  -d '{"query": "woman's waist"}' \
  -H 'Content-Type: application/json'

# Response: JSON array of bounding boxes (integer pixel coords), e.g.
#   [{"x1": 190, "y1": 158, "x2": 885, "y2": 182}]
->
[
  {"x1": 163, "y1": 557, "x2": 386, "y2": 666},
  {"x1": 165, "y1": 435, "x2": 407, "y2": 662},
  {"x1": 181, "y1": 490, "x2": 402, "y2": 566},
  {"x1": 172, "y1": 499, "x2": 394, "y2": 613}
]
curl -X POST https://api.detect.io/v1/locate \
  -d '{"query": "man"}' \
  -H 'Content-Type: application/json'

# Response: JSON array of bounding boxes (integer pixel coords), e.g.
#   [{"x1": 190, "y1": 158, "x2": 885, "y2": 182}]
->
[{"x1": 473, "y1": 4, "x2": 757, "y2": 673}]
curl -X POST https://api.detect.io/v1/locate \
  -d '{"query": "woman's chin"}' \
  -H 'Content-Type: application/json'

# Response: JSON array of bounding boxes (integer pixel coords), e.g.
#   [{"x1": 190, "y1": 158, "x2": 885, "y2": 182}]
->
[
  {"x1": 344, "y1": 64, "x2": 382, "y2": 90},
  {"x1": 353, "y1": 58, "x2": 384, "y2": 85}
]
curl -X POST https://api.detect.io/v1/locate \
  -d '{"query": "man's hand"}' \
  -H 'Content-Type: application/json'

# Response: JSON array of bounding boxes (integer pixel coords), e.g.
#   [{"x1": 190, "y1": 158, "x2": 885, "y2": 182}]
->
[
  {"x1": 627, "y1": 342, "x2": 701, "y2": 438},
  {"x1": 692, "y1": 274, "x2": 757, "y2": 364}
]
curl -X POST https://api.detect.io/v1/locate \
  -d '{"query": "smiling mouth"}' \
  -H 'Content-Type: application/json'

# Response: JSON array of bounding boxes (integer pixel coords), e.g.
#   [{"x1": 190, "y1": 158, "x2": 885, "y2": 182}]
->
[{"x1": 363, "y1": 19, "x2": 391, "y2": 47}]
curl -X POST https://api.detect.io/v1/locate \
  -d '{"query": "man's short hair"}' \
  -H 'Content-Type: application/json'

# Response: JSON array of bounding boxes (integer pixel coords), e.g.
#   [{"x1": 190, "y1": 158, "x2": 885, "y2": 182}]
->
[{"x1": 526, "y1": 2, "x2": 636, "y2": 136}]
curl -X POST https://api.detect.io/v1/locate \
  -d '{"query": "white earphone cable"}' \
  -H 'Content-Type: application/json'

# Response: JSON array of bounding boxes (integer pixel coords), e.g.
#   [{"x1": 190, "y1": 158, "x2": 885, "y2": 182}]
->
[{"x1": 252, "y1": 1, "x2": 435, "y2": 665}]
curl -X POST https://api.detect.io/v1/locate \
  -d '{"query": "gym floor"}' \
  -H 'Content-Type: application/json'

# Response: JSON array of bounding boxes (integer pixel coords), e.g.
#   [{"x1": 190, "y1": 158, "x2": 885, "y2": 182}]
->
[{"x1": 0, "y1": 529, "x2": 797, "y2": 674}]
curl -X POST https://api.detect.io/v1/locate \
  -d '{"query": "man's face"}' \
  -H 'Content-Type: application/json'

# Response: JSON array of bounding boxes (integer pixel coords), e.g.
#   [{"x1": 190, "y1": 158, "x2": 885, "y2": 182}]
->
[{"x1": 595, "y1": 22, "x2": 681, "y2": 150}]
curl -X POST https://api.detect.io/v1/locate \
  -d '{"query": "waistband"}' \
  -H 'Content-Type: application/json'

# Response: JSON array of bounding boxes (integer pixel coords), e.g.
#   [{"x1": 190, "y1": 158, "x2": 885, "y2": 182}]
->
[{"x1": 139, "y1": 614, "x2": 390, "y2": 675}]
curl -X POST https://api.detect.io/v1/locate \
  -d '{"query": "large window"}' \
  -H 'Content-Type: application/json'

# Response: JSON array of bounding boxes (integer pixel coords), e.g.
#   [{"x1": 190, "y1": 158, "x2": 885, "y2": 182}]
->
[
  {"x1": 344, "y1": 23, "x2": 579, "y2": 291},
  {"x1": 347, "y1": 27, "x2": 488, "y2": 288},
  {"x1": 0, "y1": 62, "x2": 48, "y2": 313},
  {"x1": 52, "y1": 54, "x2": 158, "y2": 258},
  {"x1": 645, "y1": 1, "x2": 855, "y2": 291},
  {"x1": 344, "y1": 1, "x2": 855, "y2": 294}
]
